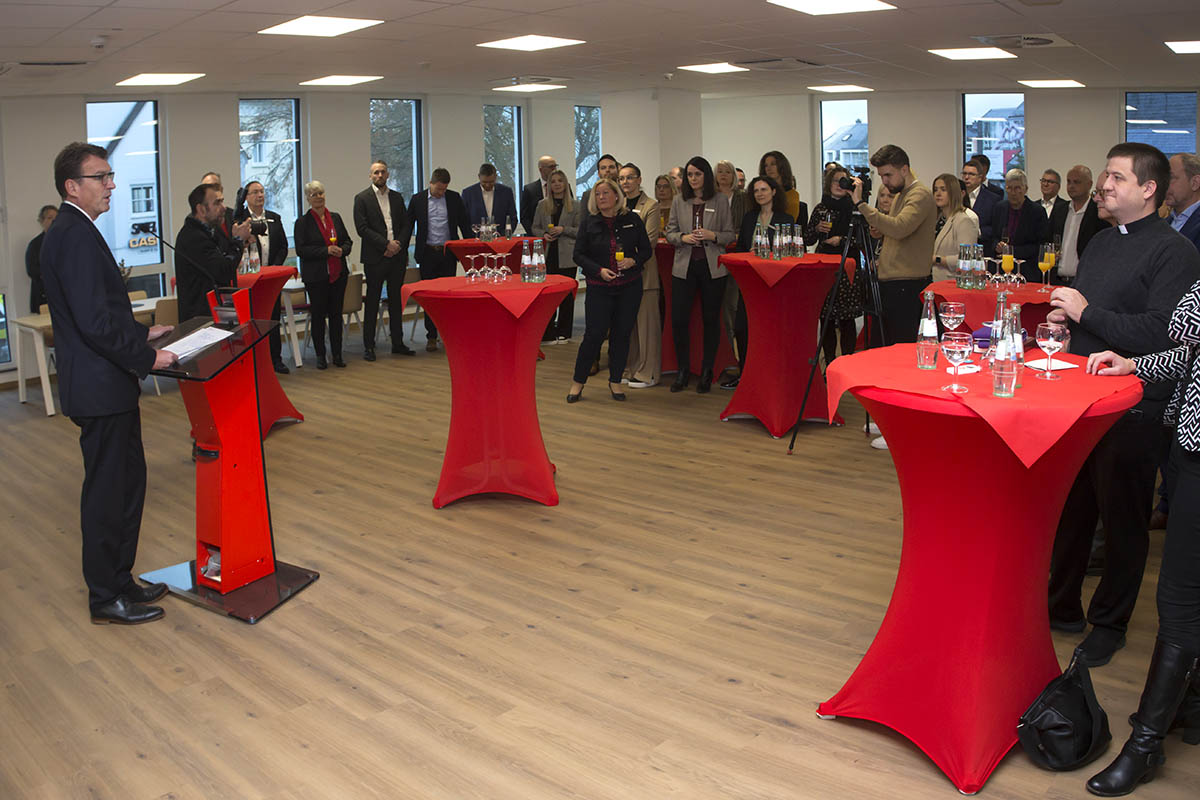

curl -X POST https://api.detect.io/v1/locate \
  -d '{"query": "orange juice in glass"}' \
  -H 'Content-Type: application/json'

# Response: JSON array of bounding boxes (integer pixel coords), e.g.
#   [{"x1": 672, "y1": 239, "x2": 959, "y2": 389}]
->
[{"x1": 1001, "y1": 253, "x2": 1014, "y2": 274}]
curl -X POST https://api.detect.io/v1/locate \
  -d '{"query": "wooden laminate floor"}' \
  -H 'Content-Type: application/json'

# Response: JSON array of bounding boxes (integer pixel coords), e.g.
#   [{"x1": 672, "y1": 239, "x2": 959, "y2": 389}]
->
[{"x1": 1, "y1": 321, "x2": 1196, "y2": 800}]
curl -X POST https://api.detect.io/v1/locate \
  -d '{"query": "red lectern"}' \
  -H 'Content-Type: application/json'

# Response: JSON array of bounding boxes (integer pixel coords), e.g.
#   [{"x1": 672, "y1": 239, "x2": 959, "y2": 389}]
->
[
  {"x1": 140, "y1": 317, "x2": 318, "y2": 623},
  {"x1": 211, "y1": 275, "x2": 303, "y2": 438}
]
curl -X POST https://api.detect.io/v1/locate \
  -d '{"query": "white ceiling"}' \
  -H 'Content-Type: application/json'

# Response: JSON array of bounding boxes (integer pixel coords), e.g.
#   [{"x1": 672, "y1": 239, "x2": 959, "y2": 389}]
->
[{"x1": 0, "y1": 0, "x2": 1197, "y2": 98}]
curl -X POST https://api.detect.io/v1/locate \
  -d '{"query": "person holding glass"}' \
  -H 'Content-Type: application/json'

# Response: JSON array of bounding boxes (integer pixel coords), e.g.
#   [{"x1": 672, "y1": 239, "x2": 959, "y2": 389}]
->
[
  {"x1": 720, "y1": 175, "x2": 794, "y2": 389},
  {"x1": 664, "y1": 156, "x2": 737, "y2": 393},
  {"x1": 1081, "y1": 280, "x2": 1200, "y2": 795},
  {"x1": 930, "y1": 173, "x2": 981, "y2": 283},
  {"x1": 567, "y1": 178, "x2": 653, "y2": 403},
  {"x1": 654, "y1": 174, "x2": 675, "y2": 236},
  {"x1": 295, "y1": 180, "x2": 353, "y2": 370},
  {"x1": 807, "y1": 165, "x2": 864, "y2": 365},
  {"x1": 531, "y1": 169, "x2": 580, "y2": 343},
  {"x1": 987, "y1": 168, "x2": 1048, "y2": 283},
  {"x1": 759, "y1": 150, "x2": 807, "y2": 228}
]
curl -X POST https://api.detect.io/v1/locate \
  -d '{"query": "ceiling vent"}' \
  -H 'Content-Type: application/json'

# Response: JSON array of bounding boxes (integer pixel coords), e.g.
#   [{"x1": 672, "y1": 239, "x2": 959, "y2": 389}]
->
[
  {"x1": 491, "y1": 75, "x2": 563, "y2": 86},
  {"x1": 733, "y1": 57, "x2": 823, "y2": 71},
  {"x1": 1, "y1": 61, "x2": 90, "y2": 79},
  {"x1": 971, "y1": 33, "x2": 1073, "y2": 49}
]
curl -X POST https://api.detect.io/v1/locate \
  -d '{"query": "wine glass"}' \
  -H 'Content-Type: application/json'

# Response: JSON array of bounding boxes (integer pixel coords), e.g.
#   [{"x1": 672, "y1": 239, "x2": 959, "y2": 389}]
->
[
  {"x1": 941, "y1": 331, "x2": 974, "y2": 394},
  {"x1": 472, "y1": 221, "x2": 482, "y2": 240},
  {"x1": 1037, "y1": 243, "x2": 1057, "y2": 293},
  {"x1": 1035, "y1": 322, "x2": 1067, "y2": 380},
  {"x1": 938, "y1": 301, "x2": 965, "y2": 332},
  {"x1": 465, "y1": 253, "x2": 480, "y2": 282}
]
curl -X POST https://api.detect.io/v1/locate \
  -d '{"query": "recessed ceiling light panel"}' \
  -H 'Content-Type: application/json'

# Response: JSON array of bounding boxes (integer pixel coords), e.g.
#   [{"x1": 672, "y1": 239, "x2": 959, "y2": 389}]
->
[
  {"x1": 1165, "y1": 41, "x2": 1200, "y2": 54},
  {"x1": 1126, "y1": 119, "x2": 1168, "y2": 124},
  {"x1": 259, "y1": 16, "x2": 383, "y2": 37},
  {"x1": 116, "y1": 73, "x2": 204, "y2": 86},
  {"x1": 808, "y1": 84, "x2": 874, "y2": 93},
  {"x1": 492, "y1": 83, "x2": 566, "y2": 93},
  {"x1": 477, "y1": 35, "x2": 584, "y2": 51},
  {"x1": 768, "y1": 0, "x2": 895, "y2": 14},
  {"x1": 929, "y1": 47, "x2": 1016, "y2": 60},
  {"x1": 299, "y1": 75, "x2": 383, "y2": 86},
  {"x1": 1018, "y1": 79, "x2": 1085, "y2": 88},
  {"x1": 678, "y1": 62, "x2": 750, "y2": 74}
]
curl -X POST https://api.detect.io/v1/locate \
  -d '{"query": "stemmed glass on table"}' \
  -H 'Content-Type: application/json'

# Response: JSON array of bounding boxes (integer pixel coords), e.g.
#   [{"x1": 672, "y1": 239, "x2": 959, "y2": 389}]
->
[
  {"x1": 941, "y1": 331, "x2": 974, "y2": 394},
  {"x1": 465, "y1": 253, "x2": 481, "y2": 282},
  {"x1": 1035, "y1": 322, "x2": 1067, "y2": 380},
  {"x1": 938, "y1": 301, "x2": 966, "y2": 332},
  {"x1": 1037, "y1": 243, "x2": 1058, "y2": 293}
]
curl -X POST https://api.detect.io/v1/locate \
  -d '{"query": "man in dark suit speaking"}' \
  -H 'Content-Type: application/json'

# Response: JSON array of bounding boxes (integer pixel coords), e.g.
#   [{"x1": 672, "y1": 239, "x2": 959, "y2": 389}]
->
[
  {"x1": 353, "y1": 160, "x2": 415, "y2": 360},
  {"x1": 40, "y1": 142, "x2": 178, "y2": 625}
]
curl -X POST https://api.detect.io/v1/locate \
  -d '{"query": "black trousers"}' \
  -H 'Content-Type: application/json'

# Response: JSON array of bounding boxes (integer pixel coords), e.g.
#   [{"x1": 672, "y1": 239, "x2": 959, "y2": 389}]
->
[
  {"x1": 573, "y1": 279, "x2": 642, "y2": 384},
  {"x1": 73, "y1": 408, "x2": 146, "y2": 610},
  {"x1": 672, "y1": 257, "x2": 726, "y2": 374},
  {"x1": 876, "y1": 277, "x2": 926, "y2": 346},
  {"x1": 1049, "y1": 411, "x2": 1170, "y2": 633},
  {"x1": 269, "y1": 297, "x2": 283, "y2": 365},
  {"x1": 418, "y1": 247, "x2": 458, "y2": 339},
  {"x1": 363, "y1": 254, "x2": 406, "y2": 350},
  {"x1": 1158, "y1": 442, "x2": 1200, "y2": 650},
  {"x1": 733, "y1": 295, "x2": 748, "y2": 370},
  {"x1": 545, "y1": 264, "x2": 577, "y2": 341},
  {"x1": 305, "y1": 271, "x2": 347, "y2": 360}
]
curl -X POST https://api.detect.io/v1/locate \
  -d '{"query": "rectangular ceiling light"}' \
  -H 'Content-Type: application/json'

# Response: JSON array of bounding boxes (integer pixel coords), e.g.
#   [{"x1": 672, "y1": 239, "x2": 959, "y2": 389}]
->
[
  {"x1": 116, "y1": 73, "x2": 204, "y2": 86},
  {"x1": 477, "y1": 35, "x2": 584, "y2": 51},
  {"x1": 1125, "y1": 104, "x2": 1137, "y2": 111},
  {"x1": 1152, "y1": 129, "x2": 1193, "y2": 134},
  {"x1": 492, "y1": 83, "x2": 566, "y2": 93},
  {"x1": 929, "y1": 47, "x2": 1016, "y2": 60},
  {"x1": 1126, "y1": 119, "x2": 1168, "y2": 124},
  {"x1": 259, "y1": 15, "x2": 383, "y2": 37},
  {"x1": 768, "y1": 0, "x2": 895, "y2": 14},
  {"x1": 1018, "y1": 79, "x2": 1085, "y2": 88},
  {"x1": 300, "y1": 75, "x2": 383, "y2": 86},
  {"x1": 808, "y1": 84, "x2": 874, "y2": 93},
  {"x1": 1165, "y1": 41, "x2": 1200, "y2": 54},
  {"x1": 679, "y1": 62, "x2": 749, "y2": 74}
]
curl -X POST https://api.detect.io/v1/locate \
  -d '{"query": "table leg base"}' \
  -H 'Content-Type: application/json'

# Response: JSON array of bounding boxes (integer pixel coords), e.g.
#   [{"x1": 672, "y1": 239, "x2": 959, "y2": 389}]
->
[
  {"x1": 816, "y1": 713, "x2": 837, "y2": 720},
  {"x1": 139, "y1": 559, "x2": 319, "y2": 624}
]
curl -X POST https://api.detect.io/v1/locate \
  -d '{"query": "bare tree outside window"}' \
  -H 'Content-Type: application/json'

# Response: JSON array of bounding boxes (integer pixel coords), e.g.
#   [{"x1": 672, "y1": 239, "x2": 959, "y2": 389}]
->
[
  {"x1": 238, "y1": 98, "x2": 301, "y2": 244},
  {"x1": 370, "y1": 98, "x2": 422, "y2": 195},
  {"x1": 574, "y1": 105, "x2": 601, "y2": 198},
  {"x1": 483, "y1": 104, "x2": 522, "y2": 188}
]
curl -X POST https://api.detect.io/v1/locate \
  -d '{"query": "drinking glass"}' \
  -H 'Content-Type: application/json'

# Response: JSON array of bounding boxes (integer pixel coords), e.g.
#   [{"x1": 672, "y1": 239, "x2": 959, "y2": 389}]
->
[
  {"x1": 992, "y1": 358, "x2": 1018, "y2": 398},
  {"x1": 938, "y1": 301, "x2": 965, "y2": 331},
  {"x1": 1038, "y1": 243, "x2": 1057, "y2": 293},
  {"x1": 465, "y1": 253, "x2": 480, "y2": 282},
  {"x1": 940, "y1": 331, "x2": 973, "y2": 394},
  {"x1": 1035, "y1": 322, "x2": 1067, "y2": 380},
  {"x1": 472, "y1": 221, "x2": 482, "y2": 239}
]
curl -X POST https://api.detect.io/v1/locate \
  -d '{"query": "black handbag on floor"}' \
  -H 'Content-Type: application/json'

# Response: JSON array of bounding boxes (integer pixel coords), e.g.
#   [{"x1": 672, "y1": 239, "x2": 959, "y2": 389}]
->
[{"x1": 1017, "y1": 652, "x2": 1112, "y2": 771}]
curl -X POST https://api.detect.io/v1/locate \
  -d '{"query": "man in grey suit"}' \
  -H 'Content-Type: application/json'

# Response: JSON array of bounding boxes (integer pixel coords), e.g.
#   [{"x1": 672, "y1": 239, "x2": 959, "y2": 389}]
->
[
  {"x1": 520, "y1": 155, "x2": 557, "y2": 235},
  {"x1": 353, "y1": 160, "x2": 415, "y2": 360}
]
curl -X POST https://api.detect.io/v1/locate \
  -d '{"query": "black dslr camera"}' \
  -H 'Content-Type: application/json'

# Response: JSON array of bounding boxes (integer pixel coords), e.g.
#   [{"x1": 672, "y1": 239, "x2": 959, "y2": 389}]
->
[
  {"x1": 838, "y1": 167, "x2": 872, "y2": 204},
  {"x1": 233, "y1": 185, "x2": 269, "y2": 235}
]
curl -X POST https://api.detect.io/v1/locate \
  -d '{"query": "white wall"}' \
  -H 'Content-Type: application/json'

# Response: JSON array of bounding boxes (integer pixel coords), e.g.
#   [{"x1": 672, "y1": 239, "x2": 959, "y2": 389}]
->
[
  {"x1": 304, "y1": 92, "x2": 370, "y2": 225},
  {"x1": 656, "y1": 89, "x2": 704, "y2": 177},
  {"x1": 426, "y1": 93, "x2": 483, "y2": 194},
  {"x1": 868, "y1": 91, "x2": 960, "y2": 191},
  {"x1": 701, "y1": 94, "x2": 815, "y2": 200},
  {"x1": 1024, "y1": 88, "x2": 1122, "y2": 184},
  {"x1": 525, "y1": 97, "x2": 575, "y2": 189},
  {"x1": 160, "y1": 93, "x2": 238, "y2": 243}
]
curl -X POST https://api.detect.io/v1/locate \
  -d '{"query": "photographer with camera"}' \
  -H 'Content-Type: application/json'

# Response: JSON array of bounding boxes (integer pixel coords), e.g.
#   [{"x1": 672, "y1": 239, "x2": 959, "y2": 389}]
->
[
  {"x1": 234, "y1": 180, "x2": 290, "y2": 373},
  {"x1": 849, "y1": 145, "x2": 936, "y2": 348}
]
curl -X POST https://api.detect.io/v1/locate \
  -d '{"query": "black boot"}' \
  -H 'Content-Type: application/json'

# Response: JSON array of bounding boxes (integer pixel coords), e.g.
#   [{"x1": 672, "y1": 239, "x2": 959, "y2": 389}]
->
[
  {"x1": 670, "y1": 370, "x2": 689, "y2": 393},
  {"x1": 1087, "y1": 640, "x2": 1198, "y2": 797},
  {"x1": 1172, "y1": 673, "x2": 1200, "y2": 745}
]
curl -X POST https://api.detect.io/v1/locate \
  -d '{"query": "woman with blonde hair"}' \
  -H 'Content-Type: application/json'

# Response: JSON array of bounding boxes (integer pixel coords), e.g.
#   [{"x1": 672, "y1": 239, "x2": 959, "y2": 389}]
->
[
  {"x1": 532, "y1": 169, "x2": 581, "y2": 343},
  {"x1": 931, "y1": 172, "x2": 981, "y2": 282}
]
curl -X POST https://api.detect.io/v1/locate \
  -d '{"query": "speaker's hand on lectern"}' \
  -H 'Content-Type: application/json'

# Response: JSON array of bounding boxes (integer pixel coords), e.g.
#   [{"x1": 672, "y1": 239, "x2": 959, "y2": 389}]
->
[
  {"x1": 148, "y1": 324, "x2": 174, "y2": 340},
  {"x1": 153, "y1": 349, "x2": 178, "y2": 370}
]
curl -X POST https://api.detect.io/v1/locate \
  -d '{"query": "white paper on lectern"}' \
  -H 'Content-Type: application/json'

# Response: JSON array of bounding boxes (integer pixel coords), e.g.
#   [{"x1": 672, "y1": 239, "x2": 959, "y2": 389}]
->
[{"x1": 164, "y1": 327, "x2": 233, "y2": 359}]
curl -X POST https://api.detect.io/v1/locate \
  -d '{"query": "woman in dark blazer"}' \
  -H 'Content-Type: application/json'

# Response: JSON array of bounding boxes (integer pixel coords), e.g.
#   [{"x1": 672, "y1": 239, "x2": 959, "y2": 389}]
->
[
  {"x1": 294, "y1": 180, "x2": 353, "y2": 369},
  {"x1": 568, "y1": 177, "x2": 653, "y2": 403},
  {"x1": 721, "y1": 175, "x2": 794, "y2": 389},
  {"x1": 235, "y1": 180, "x2": 291, "y2": 372},
  {"x1": 988, "y1": 168, "x2": 1048, "y2": 282}
]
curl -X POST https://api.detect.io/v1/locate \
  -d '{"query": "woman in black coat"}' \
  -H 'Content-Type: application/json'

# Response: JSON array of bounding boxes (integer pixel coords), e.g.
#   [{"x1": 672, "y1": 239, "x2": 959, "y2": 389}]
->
[
  {"x1": 294, "y1": 180, "x2": 353, "y2": 369},
  {"x1": 721, "y1": 175, "x2": 793, "y2": 389},
  {"x1": 807, "y1": 165, "x2": 864, "y2": 365},
  {"x1": 568, "y1": 177, "x2": 653, "y2": 403},
  {"x1": 988, "y1": 168, "x2": 1048, "y2": 282}
]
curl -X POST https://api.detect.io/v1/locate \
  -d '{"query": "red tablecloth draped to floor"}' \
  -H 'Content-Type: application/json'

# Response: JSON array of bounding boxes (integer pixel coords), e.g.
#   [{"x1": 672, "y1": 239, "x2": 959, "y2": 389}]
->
[
  {"x1": 400, "y1": 275, "x2": 576, "y2": 508},
  {"x1": 656, "y1": 241, "x2": 738, "y2": 375},
  {"x1": 818, "y1": 345, "x2": 1141, "y2": 794},
  {"x1": 927, "y1": 279, "x2": 1053, "y2": 336},
  {"x1": 717, "y1": 252, "x2": 844, "y2": 437},
  {"x1": 446, "y1": 237, "x2": 539, "y2": 269},
  {"x1": 236, "y1": 265, "x2": 303, "y2": 437}
]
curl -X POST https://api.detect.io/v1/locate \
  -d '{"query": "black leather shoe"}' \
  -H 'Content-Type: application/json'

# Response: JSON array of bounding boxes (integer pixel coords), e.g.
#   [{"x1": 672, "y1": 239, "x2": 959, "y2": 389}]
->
[
  {"x1": 363, "y1": 349, "x2": 376, "y2": 362},
  {"x1": 273, "y1": 361, "x2": 290, "y2": 374},
  {"x1": 1076, "y1": 628, "x2": 1127, "y2": 668},
  {"x1": 316, "y1": 356, "x2": 328, "y2": 370},
  {"x1": 566, "y1": 391, "x2": 583, "y2": 404},
  {"x1": 720, "y1": 375, "x2": 740, "y2": 389},
  {"x1": 697, "y1": 369, "x2": 713, "y2": 393},
  {"x1": 610, "y1": 383, "x2": 626, "y2": 401},
  {"x1": 124, "y1": 581, "x2": 168, "y2": 604},
  {"x1": 670, "y1": 371, "x2": 689, "y2": 393},
  {"x1": 91, "y1": 596, "x2": 164, "y2": 625},
  {"x1": 392, "y1": 343, "x2": 416, "y2": 356},
  {"x1": 333, "y1": 356, "x2": 346, "y2": 368}
]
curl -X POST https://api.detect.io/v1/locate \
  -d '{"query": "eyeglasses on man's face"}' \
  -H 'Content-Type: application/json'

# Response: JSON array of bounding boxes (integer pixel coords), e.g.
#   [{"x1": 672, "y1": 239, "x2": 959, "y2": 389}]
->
[{"x1": 78, "y1": 171, "x2": 116, "y2": 183}]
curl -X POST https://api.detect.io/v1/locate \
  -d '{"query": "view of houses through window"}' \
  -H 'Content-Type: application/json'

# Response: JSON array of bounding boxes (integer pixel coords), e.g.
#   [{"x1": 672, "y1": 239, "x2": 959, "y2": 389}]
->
[
  {"x1": 963, "y1": 93, "x2": 1025, "y2": 186},
  {"x1": 820, "y1": 99, "x2": 869, "y2": 173}
]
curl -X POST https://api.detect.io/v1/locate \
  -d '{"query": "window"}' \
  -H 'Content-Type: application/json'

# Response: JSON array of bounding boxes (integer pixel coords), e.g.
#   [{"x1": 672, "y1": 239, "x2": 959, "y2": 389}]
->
[
  {"x1": 369, "y1": 98, "x2": 422, "y2": 196},
  {"x1": 482, "y1": 104, "x2": 522, "y2": 188},
  {"x1": 131, "y1": 185, "x2": 154, "y2": 214},
  {"x1": 1125, "y1": 92, "x2": 1197, "y2": 157},
  {"x1": 239, "y1": 98, "x2": 301, "y2": 244},
  {"x1": 820, "y1": 99, "x2": 869, "y2": 172},
  {"x1": 574, "y1": 105, "x2": 602, "y2": 198},
  {"x1": 0, "y1": 292, "x2": 10, "y2": 366},
  {"x1": 85, "y1": 100, "x2": 163, "y2": 268},
  {"x1": 963, "y1": 93, "x2": 1025, "y2": 185}
]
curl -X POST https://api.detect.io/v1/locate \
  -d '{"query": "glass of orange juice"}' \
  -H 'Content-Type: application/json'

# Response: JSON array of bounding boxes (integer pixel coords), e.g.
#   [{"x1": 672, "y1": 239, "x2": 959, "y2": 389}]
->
[{"x1": 1037, "y1": 244, "x2": 1056, "y2": 292}]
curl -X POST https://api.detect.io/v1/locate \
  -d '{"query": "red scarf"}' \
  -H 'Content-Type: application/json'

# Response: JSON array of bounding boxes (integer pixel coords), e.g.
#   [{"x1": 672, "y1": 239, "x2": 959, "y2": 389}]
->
[{"x1": 311, "y1": 208, "x2": 342, "y2": 283}]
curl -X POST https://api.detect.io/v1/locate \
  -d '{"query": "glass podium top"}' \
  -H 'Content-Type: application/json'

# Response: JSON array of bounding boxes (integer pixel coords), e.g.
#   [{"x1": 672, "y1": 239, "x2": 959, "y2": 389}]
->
[{"x1": 150, "y1": 317, "x2": 276, "y2": 382}]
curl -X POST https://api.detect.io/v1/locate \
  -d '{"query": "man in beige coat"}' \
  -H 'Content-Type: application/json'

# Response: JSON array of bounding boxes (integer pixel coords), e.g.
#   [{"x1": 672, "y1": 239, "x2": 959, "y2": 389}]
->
[{"x1": 618, "y1": 163, "x2": 662, "y2": 387}]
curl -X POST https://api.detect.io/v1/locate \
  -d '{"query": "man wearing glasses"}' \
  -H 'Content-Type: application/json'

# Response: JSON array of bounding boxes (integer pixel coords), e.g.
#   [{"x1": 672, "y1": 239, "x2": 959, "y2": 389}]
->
[
  {"x1": 1038, "y1": 169, "x2": 1068, "y2": 218},
  {"x1": 39, "y1": 142, "x2": 178, "y2": 625}
]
